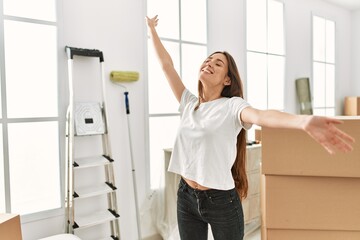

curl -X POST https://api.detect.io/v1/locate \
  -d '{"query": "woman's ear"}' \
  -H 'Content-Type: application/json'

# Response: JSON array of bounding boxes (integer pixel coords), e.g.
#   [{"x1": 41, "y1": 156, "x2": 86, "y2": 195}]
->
[{"x1": 224, "y1": 76, "x2": 231, "y2": 86}]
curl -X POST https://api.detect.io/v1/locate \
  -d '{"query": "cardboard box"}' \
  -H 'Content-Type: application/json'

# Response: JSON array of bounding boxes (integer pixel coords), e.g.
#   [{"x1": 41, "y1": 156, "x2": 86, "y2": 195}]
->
[
  {"x1": 261, "y1": 118, "x2": 360, "y2": 239},
  {"x1": 265, "y1": 175, "x2": 360, "y2": 230},
  {"x1": 344, "y1": 96, "x2": 360, "y2": 116},
  {"x1": 261, "y1": 117, "x2": 360, "y2": 177},
  {"x1": 0, "y1": 214, "x2": 22, "y2": 240},
  {"x1": 260, "y1": 174, "x2": 267, "y2": 240}
]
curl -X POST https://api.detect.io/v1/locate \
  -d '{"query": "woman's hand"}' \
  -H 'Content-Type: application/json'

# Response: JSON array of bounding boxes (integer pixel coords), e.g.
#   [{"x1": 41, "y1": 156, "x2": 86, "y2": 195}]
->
[
  {"x1": 146, "y1": 15, "x2": 159, "y2": 30},
  {"x1": 302, "y1": 116, "x2": 355, "y2": 154}
]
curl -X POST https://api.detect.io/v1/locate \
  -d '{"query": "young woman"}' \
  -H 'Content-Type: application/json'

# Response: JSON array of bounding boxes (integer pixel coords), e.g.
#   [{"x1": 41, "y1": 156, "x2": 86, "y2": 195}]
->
[{"x1": 146, "y1": 15, "x2": 354, "y2": 240}]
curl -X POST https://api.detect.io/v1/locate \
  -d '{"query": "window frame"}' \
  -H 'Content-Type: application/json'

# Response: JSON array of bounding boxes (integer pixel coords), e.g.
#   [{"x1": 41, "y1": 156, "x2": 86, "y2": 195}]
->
[
  {"x1": 0, "y1": 0, "x2": 66, "y2": 223},
  {"x1": 245, "y1": 0, "x2": 286, "y2": 140},
  {"x1": 245, "y1": 0, "x2": 286, "y2": 110},
  {"x1": 311, "y1": 14, "x2": 336, "y2": 116}
]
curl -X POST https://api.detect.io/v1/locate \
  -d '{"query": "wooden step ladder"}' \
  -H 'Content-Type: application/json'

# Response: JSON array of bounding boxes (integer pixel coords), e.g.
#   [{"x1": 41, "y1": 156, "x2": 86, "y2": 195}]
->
[{"x1": 64, "y1": 46, "x2": 120, "y2": 240}]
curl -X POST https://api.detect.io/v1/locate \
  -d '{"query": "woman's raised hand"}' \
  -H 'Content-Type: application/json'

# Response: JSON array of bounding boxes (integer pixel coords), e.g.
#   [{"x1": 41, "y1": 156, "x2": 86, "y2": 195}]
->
[{"x1": 146, "y1": 15, "x2": 159, "y2": 29}]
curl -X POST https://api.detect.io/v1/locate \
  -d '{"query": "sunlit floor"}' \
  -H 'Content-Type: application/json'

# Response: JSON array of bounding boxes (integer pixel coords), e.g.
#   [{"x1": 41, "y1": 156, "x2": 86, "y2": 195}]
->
[{"x1": 245, "y1": 227, "x2": 261, "y2": 240}]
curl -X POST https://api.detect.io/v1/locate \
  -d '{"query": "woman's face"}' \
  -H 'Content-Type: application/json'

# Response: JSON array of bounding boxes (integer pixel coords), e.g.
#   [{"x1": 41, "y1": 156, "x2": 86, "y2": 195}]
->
[{"x1": 199, "y1": 53, "x2": 231, "y2": 88}]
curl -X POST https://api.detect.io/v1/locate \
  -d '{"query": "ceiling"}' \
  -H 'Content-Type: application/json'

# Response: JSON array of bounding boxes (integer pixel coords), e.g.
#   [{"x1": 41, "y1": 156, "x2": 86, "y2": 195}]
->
[{"x1": 322, "y1": 0, "x2": 360, "y2": 11}]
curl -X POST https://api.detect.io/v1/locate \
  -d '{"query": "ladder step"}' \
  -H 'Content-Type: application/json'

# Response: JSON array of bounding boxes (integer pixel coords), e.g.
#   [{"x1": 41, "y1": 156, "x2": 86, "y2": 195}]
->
[
  {"x1": 74, "y1": 155, "x2": 113, "y2": 169},
  {"x1": 74, "y1": 182, "x2": 116, "y2": 199},
  {"x1": 74, "y1": 210, "x2": 119, "y2": 230}
]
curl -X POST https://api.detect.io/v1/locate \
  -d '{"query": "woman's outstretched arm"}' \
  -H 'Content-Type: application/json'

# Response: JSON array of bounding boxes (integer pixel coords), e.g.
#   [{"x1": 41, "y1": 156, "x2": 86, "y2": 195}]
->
[
  {"x1": 241, "y1": 107, "x2": 355, "y2": 154},
  {"x1": 146, "y1": 15, "x2": 185, "y2": 102}
]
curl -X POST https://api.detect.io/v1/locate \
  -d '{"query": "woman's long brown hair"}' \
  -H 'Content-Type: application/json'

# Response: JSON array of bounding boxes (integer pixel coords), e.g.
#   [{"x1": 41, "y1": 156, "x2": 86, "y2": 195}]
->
[{"x1": 195, "y1": 51, "x2": 248, "y2": 200}]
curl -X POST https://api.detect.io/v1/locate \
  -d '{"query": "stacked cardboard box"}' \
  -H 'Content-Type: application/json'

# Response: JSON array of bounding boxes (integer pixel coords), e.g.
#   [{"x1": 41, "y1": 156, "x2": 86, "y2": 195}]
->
[
  {"x1": 0, "y1": 214, "x2": 22, "y2": 240},
  {"x1": 261, "y1": 117, "x2": 360, "y2": 240},
  {"x1": 344, "y1": 97, "x2": 360, "y2": 115}
]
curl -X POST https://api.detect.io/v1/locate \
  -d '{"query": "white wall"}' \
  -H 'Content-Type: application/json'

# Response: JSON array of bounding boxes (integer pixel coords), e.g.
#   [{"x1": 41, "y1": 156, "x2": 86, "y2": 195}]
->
[
  {"x1": 207, "y1": 0, "x2": 247, "y2": 90},
  {"x1": 20, "y1": 0, "x2": 359, "y2": 240},
  {"x1": 352, "y1": 10, "x2": 360, "y2": 95}
]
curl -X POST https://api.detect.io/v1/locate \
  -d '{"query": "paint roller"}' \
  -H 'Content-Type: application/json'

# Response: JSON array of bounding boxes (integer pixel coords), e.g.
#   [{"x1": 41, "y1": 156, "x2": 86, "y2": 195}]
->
[
  {"x1": 109, "y1": 70, "x2": 142, "y2": 239},
  {"x1": 110, "y1": 71, "x2": 139, "y2": 83},
  {"x1": 110, "y1": 71, "x2": 139, "y2": 115}
]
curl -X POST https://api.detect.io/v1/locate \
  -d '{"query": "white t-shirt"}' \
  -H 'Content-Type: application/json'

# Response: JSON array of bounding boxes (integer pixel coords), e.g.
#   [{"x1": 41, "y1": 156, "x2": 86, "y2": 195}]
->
[{"x1": 168, "y1": 89, "x2": 252, "y2": 190}]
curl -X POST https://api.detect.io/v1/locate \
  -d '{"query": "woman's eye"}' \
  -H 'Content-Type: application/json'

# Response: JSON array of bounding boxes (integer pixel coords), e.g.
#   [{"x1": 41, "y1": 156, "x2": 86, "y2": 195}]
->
[{"x1": 216, "y1": 63, "x2": 221, "y2": 67}]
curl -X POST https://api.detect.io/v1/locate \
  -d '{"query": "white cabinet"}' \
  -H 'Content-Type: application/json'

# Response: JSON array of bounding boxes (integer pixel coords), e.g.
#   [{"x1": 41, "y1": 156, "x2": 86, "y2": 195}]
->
[{"x1": 242, "y1": 144, "x2": 262, "y2": 234}]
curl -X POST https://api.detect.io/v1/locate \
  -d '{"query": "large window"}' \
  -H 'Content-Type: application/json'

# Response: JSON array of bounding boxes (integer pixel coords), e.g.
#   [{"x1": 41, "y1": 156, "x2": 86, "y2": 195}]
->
[
  {"x1": 147, "y1": 0, "x2": 207, "y2": 189},
  {"x1": 312, "y1": 15, "x2": 335, "y2": 116},
  {"x1": 246, "y1": 0, "x2": 285, "y2": 140},
  {"x1": 0, "y1": 0, "x2": 61, "y2": 217}
]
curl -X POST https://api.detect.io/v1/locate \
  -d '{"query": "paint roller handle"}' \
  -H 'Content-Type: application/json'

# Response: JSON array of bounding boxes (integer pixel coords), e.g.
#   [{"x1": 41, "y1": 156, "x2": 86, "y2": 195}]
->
[{"x1": 124, "y1": 92, "x2": 130, "y2": 114}]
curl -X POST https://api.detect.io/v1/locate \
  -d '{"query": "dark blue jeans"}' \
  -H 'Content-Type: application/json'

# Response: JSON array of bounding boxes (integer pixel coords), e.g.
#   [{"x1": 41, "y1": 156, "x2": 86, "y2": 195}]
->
[{"x1": 177, "y1": 178, "x2": 244, "y2": 240}]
